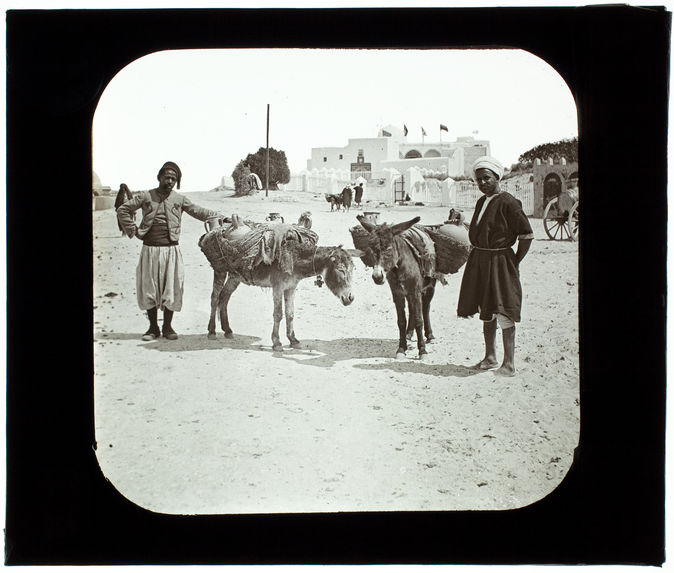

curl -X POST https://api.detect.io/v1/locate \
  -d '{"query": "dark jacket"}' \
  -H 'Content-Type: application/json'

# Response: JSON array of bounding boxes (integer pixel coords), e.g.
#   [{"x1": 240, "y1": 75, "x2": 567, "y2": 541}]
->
[{"x1": 341, "y1": 186, "x2": 353, "y2": 207}]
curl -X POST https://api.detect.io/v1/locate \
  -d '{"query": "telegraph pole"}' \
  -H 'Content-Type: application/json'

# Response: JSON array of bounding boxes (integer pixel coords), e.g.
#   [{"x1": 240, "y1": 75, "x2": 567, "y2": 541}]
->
[{"x1": 265, "y1": 104, "x2": 270, "y2": 198}]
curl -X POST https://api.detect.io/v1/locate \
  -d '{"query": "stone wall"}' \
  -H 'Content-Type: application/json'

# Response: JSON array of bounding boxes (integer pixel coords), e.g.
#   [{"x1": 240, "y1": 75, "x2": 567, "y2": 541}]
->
[{"x1": 532, "y1": 158, "x2": 579, "y2": 217}]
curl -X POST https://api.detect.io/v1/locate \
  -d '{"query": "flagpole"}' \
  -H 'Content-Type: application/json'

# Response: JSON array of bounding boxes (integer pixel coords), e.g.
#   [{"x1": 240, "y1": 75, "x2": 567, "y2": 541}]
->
[{"x1": 265, "y1": 103, "x2": 270, "y2": 198}]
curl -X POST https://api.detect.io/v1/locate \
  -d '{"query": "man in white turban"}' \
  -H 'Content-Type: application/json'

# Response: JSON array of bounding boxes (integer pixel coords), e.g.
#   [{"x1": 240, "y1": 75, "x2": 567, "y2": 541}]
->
[
  {"x1": 457, "y1": 156, "x2": 534, "y2": 376},
  {"x1": 471, "y1": 156, "x2": 505, "y2": 181}
]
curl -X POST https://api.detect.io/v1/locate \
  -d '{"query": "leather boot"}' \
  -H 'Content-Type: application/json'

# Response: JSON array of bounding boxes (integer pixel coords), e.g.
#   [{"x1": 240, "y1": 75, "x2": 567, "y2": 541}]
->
[
  {"x1": 142, "y1": 308, "x2": 160, "y2": 341},
  {"x1": 162, "y1": 309, "x2": 178, "y2": 340}
]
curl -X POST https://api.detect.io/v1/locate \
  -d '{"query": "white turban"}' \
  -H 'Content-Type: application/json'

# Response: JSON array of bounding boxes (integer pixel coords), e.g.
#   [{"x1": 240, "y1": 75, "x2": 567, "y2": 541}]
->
[{"x1": 471, "y1": 156, "x2": 504, "y2": 181}]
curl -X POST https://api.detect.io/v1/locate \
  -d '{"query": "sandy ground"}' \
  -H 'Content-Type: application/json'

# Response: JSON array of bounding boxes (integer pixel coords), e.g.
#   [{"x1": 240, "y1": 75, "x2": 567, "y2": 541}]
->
[{"x1": 93, "y1": 190, "x2": 579, "y2": 515}]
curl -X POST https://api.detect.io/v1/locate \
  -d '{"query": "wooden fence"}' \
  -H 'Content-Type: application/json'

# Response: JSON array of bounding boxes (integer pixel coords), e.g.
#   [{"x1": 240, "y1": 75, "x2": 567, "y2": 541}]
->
[{"x1": 453, "y1": 179, "x2": 534, "y2": 216}]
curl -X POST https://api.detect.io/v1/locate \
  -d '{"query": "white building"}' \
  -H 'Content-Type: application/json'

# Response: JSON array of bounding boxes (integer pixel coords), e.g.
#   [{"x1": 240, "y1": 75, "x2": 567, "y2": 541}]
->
[{"x1": 306, "y1": 124, "x2": 490, "y2": 179}]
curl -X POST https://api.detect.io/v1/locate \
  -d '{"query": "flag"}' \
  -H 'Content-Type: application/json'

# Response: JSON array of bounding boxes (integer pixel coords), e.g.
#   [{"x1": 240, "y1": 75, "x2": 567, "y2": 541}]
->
[
  {"x1": 403, "y1": 124, "x2": 408, "y2": 136},
  {"x1": 382, "y1": 129, "x2": 391, "y2": 137},
  {"x1": 440, "y1": 124, "x2": 448, "y2": 132},
  {"x1": 421, "y1": 127, "x2": 427, "y2": 136}
]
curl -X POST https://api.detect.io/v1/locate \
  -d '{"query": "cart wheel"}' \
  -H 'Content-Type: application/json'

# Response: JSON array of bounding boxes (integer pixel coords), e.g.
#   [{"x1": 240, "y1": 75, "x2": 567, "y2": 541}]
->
[
  {"x1": 568, "y1": 201, "x2": 579, "y2": 241},
  {"x1": 543, "y1": 198, "x2": 571, "y2": 240}
]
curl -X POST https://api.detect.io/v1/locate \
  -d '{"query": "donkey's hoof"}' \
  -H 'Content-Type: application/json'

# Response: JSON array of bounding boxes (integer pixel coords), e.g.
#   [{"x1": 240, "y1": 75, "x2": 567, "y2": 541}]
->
[
  {"x1": 224, "y1": 332, "x2": 234, "y2": 339},
  {"x1": 426, "y1": 335, "x2": 435, "y2": 343},
  {"x1": 207, "y1": 332, "x2": 217, "y2": 340},
  {"x1": 290, "y1": 340, "x2": 302, "y2": 349},
  {"x1": 395, "y1": 352, "x2": 407, "y2": 361},
  {"x1": 418, "y1": 353, "x2": 430, "y2": 362},
  {"x1": 272, "y1": 344, "x2": 283, "y2": 352}
]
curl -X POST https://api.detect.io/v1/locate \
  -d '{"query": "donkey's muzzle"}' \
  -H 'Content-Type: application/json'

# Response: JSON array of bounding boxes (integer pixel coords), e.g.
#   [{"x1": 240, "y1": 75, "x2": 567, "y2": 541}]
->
[
  {"x1": 341, "y1": 292, "x2": 354, "y2": 306},
  {"x1": 372, "y1": 267, "x2": 386, "y2": 285}
]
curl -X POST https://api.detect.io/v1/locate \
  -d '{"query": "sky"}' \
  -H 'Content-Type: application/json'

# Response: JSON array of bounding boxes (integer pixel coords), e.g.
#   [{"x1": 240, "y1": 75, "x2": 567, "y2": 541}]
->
[{"x1": 92, "y1": 48, "x2": 578, "y2": 192}]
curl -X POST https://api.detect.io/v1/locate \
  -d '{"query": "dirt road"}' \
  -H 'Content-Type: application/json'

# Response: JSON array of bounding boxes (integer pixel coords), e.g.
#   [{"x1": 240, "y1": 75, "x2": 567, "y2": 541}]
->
[{"x1": 93, "y1": 191, "x2": 579, "y2": 515}]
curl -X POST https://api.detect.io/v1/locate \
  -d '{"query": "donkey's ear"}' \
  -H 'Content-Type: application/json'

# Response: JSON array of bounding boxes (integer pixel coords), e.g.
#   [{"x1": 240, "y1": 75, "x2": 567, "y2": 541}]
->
[
  {"x1": 345, "y1": 248, "x2": 364, "y2": 258},
  {"x1": 391, "y1": 216, "x2": 421, "y2": 235},
  {"x1": 357, "y1": 215, "x2": 377, "y2": 232}
]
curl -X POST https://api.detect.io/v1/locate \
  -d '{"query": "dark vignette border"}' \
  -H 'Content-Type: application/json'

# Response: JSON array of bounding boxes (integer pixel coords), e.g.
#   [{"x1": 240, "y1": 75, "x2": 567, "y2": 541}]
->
[{"x1": 5, "y1": 6, "x2": 669, "y2": 565}]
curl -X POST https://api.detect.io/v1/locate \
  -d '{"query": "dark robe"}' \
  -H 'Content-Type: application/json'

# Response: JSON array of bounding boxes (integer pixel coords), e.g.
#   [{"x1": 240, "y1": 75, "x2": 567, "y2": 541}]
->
[
  {"x1": 354, "y1": 185, "x2": 363, "y2": 204},
  {"x1": 341, "y1": 186, "x2": 353, "y2": 208},
  {"x1": 457, "y1": 191, "x2": 533, "y2": 323}
]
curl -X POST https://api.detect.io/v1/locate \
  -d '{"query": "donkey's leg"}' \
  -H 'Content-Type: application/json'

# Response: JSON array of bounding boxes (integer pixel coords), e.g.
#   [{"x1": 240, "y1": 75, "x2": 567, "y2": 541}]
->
[
  {"x1": 207, "y1": 270, "x2": 227, "y2": 339},
  {"x1": 405, "y1": 297, "x2": 414, "y2": 341},
  {"x1": 271, "y1": 284, "x2": 284, "y2": 351},
  {"x1": 219, "y1": 276, "x2": 240, "y2": 338},
  {"x1": 284, "y1": 287, "x2": 301, "y2": 348},
  {"x1": 410, "y1": 293, "x2": 428, "y2": 358},
  {"x1": 406, "y1": 297, "x2": 416, "y2": 340},
  {"x1": 422, "y1": 278, "x2": 436, "y2": 342},
  {"x1": 392, "y1": 289, "x2": 408, "y2": 358}
]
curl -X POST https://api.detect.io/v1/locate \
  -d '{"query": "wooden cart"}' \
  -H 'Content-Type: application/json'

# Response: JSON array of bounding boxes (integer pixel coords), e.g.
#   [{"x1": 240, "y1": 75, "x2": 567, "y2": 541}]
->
[{"x1": 542, "y1": 188, "x2": 579, "y2": 241}]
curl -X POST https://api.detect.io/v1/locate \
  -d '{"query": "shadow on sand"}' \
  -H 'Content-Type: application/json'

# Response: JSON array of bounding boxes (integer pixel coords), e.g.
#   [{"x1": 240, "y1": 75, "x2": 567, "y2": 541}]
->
[
  {"x1": 273, "y1": 337, "x2": 478, "y2": 378},
  {"x1": 96, "y1": 330, "x2": 262, "y2": 351},
  {"x1": 96, "y1": 332, "x2": 478, "y2": 377}
]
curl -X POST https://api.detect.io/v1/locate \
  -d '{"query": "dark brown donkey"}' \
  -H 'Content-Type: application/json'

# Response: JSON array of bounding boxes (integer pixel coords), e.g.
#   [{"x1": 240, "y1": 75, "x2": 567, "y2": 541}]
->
[
  {"x1": 356, "y1": 215, "x2": 436, "y2": 360},
  {"x1": 200, "y1": 216, "x2": 355, "y2": 351}
]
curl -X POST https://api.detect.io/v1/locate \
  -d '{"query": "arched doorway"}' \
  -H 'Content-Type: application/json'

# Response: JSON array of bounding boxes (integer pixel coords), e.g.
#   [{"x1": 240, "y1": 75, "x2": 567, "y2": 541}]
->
[
  {"x1": 404, "y1": 150, "x2": 422, "y2": 159},
  {"x1": 424, "y1": 149, "x2": 441, "y2": 157},
  {"x1": 543, "y1": 173, "x2": 562, "y2": 205}
]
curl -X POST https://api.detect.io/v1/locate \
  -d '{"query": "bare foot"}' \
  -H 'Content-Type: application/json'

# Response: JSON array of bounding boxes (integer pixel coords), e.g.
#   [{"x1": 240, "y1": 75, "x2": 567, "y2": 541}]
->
[
  {"x1": 472, "y1": 358, "x2": 499, "y2": 370},
  {"x1": 495, "y1": 365, "x2": 517, "y2": 377}
]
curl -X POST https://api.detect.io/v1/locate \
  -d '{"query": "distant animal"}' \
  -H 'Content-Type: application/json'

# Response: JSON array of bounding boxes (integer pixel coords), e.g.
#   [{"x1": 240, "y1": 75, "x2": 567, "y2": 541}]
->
[
  {"x1": 356, "y1": 215, "x2": 436, "y2": 360},
  {"x1": 325, "y1": 193, "x2": 343, "y2": 212},
  {"x1": 200, "y1": 214, "x2": 356, "y2": 351}
]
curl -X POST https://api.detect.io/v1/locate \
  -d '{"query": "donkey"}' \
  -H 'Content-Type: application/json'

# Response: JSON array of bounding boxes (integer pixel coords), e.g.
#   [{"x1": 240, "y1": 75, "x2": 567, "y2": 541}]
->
[
  {"x1": 325, "y1": 193, "x2": 343, "y2": 212},
  {"x1": 202, "y1": 217, "x2": 355, "y2": 352},
  {"x1": 356, "y1": 215, "x2": 436, "y2": 360}
]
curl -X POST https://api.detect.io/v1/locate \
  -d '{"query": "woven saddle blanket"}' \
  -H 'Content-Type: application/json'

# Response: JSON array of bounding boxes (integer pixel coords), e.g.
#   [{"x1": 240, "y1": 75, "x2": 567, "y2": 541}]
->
[
  {"x1": 200, "y1": 222, "x2": 319, "y2": 278},
  {"x1": 401, "y1": 225, "x2": 437, "y2": 278}
]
